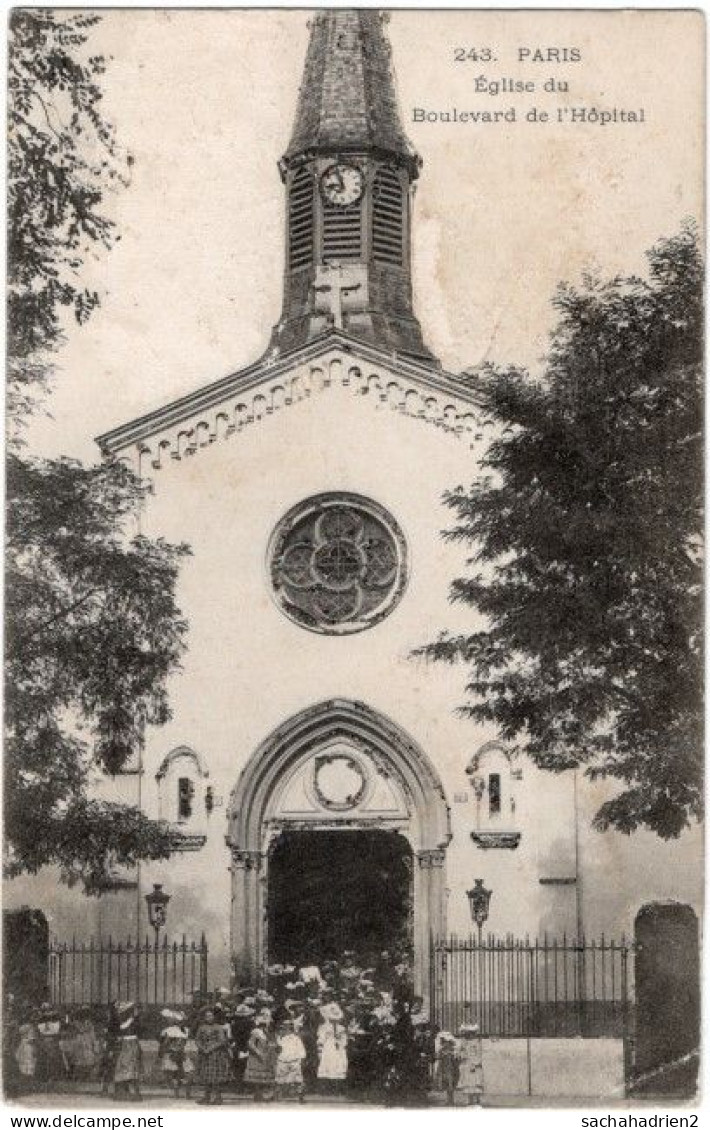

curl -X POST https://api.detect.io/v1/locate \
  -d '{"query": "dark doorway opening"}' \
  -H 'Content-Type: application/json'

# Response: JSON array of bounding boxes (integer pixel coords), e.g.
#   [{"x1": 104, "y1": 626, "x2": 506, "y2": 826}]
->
[{"x1": 267, "y1": 829, "x2": 412, "y2": 967}]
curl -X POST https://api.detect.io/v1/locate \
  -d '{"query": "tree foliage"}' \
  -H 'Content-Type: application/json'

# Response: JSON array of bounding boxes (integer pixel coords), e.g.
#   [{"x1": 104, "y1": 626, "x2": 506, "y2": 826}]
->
[
  {"x1": 7, "y1": 11, "x2": 189, "y2": 892},
  {"x1": 421, "y1": 225, "x2": 703, "y2": 838},
  {"x1": 8, "y1": 9, "x2": 130, "y2": 424}
]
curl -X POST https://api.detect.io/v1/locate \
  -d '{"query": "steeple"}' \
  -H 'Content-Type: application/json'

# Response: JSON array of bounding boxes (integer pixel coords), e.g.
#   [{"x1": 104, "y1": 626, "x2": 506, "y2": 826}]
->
[
  {"x1": 269, "y1": 10, "x2": 437, "y2": 365},
  {"x1": 284, "y1": 10, "x2": 417, "y2": 172}
]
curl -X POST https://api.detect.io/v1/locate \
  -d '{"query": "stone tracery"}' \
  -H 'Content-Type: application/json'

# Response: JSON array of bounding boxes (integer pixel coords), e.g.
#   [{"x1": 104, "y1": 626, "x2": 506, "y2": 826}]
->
[{"x1": 269, "y1": 492, "x2": 408, "y2": 634}]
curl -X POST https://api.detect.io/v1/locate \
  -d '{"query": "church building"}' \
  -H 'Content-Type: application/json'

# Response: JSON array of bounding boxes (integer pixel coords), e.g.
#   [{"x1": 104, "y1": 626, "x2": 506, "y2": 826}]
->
[{"x1": 16, "y1": 9, "x2": 701, "y2": 1000}]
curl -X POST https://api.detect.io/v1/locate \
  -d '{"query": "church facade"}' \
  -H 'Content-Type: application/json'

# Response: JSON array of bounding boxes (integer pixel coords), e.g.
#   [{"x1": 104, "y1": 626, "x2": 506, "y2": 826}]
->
[{"x1": 12, "y1": 10, "x2": 701, "y2": 998}]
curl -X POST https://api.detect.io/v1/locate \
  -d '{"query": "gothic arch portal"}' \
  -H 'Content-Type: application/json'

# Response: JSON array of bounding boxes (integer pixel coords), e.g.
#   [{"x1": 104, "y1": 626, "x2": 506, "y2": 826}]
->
[{"x1": 226, "y1": 699, "x2": 451, "y2": 998}]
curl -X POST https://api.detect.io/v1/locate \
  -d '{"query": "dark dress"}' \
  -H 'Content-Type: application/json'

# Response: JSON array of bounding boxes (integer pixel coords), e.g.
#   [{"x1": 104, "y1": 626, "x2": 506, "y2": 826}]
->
[
  {"x1": 36, "y1": 1021, "x2": 66, "y2": 1084},
  {"x1": 301, "y1": 1006, "x2": 321, "y2": 1090},
  {"x1": 196, "y1": 1022, "x2": 231, "y2": 1086},
  {"x1": 229, "y1": 1015, "x2": 253, "y2": 1086}
]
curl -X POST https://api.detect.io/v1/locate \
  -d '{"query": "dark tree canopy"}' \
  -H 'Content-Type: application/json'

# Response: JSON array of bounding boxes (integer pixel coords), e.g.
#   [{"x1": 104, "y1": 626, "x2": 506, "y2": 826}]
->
[
  {"x1": 6, "y1": 11, "x2": 189, "y2": 892},
  {"x1": 421, "y1": 225, "x2": 702, "y2": 839},
  {"x1": 6, "y1": 455, "x2": 190, "y2": 892}
]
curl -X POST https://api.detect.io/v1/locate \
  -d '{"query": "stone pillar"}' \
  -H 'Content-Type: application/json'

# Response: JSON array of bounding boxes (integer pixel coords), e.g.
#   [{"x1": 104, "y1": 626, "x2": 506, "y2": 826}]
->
[
  {"x1": 414, "y1": 848, "x2": 447, "y2": 1003},
  {"x1": 229, "y1": 848, "x2": 263, "y2": 983},
  {"x1": 633, "y1": 902, "x2": 699, "y2": 1097}
]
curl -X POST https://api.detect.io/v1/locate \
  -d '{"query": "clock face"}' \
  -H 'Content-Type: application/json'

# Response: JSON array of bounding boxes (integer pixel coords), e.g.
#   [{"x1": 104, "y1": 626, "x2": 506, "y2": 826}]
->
[{"x1": 320, "y1": 163, "x2": 364, "y2": 207}]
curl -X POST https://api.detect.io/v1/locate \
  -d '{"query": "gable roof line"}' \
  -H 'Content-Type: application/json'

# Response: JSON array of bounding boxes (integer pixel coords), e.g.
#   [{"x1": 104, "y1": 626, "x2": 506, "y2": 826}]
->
[{"x1": 95, "y1": 330, "x2": 481, "y2": 456}]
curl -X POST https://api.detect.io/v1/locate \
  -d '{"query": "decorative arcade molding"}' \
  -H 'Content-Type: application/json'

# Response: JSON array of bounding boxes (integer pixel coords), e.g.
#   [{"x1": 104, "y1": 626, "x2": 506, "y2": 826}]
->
[{"x1": 97, "y1": 341, "x2": 493, "y2": 479}]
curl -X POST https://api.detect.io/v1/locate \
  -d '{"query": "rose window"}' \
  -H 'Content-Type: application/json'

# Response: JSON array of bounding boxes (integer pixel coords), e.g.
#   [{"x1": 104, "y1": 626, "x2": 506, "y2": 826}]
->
[{"x1": 269, "y1": 493, "x2": 408, "y2": 634}]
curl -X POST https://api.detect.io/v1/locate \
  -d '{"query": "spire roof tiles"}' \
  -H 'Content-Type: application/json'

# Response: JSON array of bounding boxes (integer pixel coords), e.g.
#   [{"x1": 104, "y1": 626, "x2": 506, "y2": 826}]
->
[{"x1": 283, "y1": 10, "x2": 419, "y2": 174}]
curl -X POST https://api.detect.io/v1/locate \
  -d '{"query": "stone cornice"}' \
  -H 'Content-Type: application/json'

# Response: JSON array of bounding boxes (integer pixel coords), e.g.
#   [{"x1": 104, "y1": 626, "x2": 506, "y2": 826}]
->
[
  {"x1": 167, "y1": 831, "x2": 207, "y2": 853},
  {"x1": 95, "y1": 331, "x2": 484, "y2": 460},
  {"x1": 471, "y1": 831, "x2": 522, "y2": 850}
]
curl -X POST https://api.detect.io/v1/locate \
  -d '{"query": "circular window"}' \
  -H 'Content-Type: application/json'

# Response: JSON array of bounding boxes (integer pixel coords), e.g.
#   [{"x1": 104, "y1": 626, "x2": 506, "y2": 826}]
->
[{"x1": 268, "y1": 492, "x2": 408, "y2": 634}]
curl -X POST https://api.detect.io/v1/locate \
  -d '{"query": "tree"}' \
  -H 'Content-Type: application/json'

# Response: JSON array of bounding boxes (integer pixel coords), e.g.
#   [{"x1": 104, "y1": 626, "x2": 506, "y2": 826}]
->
[
  {"x1": 8, "y1": 10, "x2": 131, "y2": 427},
  {"x1": 7, "y1": 11, "x2": 189, "y2": 892},
  {"x1": 420, "y1": 225, "x2": 702, "y2": 839}
]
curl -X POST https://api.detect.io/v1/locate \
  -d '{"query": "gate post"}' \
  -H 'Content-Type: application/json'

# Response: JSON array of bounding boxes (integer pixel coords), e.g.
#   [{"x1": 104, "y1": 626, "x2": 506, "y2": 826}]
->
[
  {"x1": 3, "y1": 908, "x2": 49, "y2": 1006},
  {"x1": 632, "y1": 902, "x2": 699, "y2": 1097}
]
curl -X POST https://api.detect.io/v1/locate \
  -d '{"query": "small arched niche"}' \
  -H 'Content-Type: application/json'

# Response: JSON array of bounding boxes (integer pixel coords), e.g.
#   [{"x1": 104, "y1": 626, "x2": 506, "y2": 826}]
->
[
  {"x1": 155, "y1": 745, "x2": 210, "y2": 850},
  {"x1": 466, "y1": 740, "x2": 522, "y2": 850}
]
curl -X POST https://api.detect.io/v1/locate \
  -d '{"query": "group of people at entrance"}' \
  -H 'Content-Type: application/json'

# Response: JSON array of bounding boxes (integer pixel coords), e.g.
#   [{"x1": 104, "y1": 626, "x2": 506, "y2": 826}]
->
[
  {"x1": 177, "y1": 951, "x2": 482, "y2": 1105},
  {"x1": 6, "y1": 951, "x2": 483, "y2": 1105},
  {"x1": 203, "y1": 992, "x2": 349, "y2": 1103},
  {"x1": 186, "y1": 951, "x2": 437, "y2": 1103}
]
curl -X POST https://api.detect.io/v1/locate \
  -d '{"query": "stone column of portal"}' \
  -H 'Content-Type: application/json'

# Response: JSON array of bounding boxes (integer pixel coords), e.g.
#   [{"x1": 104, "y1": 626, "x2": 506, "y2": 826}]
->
[
  {"x1": 414, "y1": 849, "x2": 447, "y2": 1003},
  {"x1": 230, "y1": 849, "x2": 263, "y2": 983}
]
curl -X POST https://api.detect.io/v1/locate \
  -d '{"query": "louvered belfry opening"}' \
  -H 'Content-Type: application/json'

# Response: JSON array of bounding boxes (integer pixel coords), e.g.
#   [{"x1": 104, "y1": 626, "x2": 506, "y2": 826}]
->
[
  {"x1": 288, "y1": 167, "x2": 314, "y2": 270},
  {"x1": 322, "y1": 199, "x2": 362, "y2": 261},
  {"x1": 373, "y1": 167, "x2": 404, "y2": 266},
  {"x1": 271, "y1": 10, "x2": 438, "y2": 363}
]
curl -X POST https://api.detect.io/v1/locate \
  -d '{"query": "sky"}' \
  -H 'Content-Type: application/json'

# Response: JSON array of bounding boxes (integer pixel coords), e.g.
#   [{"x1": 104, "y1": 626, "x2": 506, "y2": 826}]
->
[{"x1": 24, "y1": 8, "x2": 704, "y2": 463}]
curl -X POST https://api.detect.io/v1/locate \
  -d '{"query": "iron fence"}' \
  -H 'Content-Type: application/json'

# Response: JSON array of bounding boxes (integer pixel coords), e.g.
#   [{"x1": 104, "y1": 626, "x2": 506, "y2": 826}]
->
[
  {"x1": 48, "y1": 935, "x2": 208, "y2": 1009},
  {"x1": 431, "y1": 934, "x2": 633, "y2": 1038}
]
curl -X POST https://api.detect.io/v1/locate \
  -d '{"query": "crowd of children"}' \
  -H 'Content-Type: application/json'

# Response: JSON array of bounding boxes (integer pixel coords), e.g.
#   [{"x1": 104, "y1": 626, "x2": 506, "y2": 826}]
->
[{"x1": 6, "y1": 952, "x2": 483, "y2": 1105}]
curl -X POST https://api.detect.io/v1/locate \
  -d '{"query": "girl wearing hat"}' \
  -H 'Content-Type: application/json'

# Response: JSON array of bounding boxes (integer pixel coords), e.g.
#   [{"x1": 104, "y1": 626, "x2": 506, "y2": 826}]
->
[
  {"x1": 100, "y1": 1003, "x2": 119, "y2": 1096},
  {"x1": 195, "y1": 1009, "x2": 231, "y2": 1105},
  {"x1": 36, "y1": 1005, "x2": 66, "y2": 1091},
  {"x1": 14, "y1": 1017, "x2": 38, "y2": 1092},
  {"x1": 67, "y1": 1009, "x2": 101, "y2": 1082},
  {"x1": 434, "y1": 1031, "x2": 460, "y2": 1105},
  {"x1": 229, "y1": 1002, "x2": 255, "y2": 1090},
  {"x1": 275, "y1": 1019, "x2": 306, "y2": 1102},
  {"x1": 456, "y1": 1023, "x2": 483, "y2": 1106},
  {"x1": 317, "y1": 1002, "x2": 348, "y2": 1093},
  {"x1": 244, "y1": 1011, "x2": 276, "y2": 1101},
  {"x1": 158, "y1": 1011, "x2": 190, "y2": 1098},
  {"x1": 113, "y1": 1002, "x2": 142, "y2": 1101}
]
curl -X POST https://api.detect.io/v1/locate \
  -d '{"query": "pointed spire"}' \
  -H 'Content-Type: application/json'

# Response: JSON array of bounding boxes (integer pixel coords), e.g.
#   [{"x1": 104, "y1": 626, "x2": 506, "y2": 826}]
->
[{"x1": 284, "y1": 10, "x2": 419, "y2": 175}]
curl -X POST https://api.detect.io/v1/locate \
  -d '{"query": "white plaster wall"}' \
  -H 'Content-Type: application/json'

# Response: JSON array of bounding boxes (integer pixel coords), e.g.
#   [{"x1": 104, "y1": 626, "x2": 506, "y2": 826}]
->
[{"x1": 7, "y1": 352, "x2": 701, "y2": 983}]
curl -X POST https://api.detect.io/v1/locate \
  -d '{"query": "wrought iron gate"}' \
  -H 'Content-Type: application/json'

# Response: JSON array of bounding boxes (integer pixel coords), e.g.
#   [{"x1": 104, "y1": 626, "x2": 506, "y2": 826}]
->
[
  {"x1": 48, "y1": 935, "x2": 208, "y2": 1008},
  {"x1": 430, "y1": 934, "x2": 633, "y2": 1038}
]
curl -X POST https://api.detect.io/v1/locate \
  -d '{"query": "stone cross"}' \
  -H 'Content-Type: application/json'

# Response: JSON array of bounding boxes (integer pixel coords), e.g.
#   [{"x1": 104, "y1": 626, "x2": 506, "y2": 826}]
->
[{"x1": 313, "y1": 272, "x2": 362, "y2": 329}]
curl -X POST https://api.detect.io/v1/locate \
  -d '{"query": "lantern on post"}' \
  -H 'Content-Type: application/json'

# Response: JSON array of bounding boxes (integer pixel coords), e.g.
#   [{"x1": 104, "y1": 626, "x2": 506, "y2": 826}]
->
[
  {"x1": 467, "y1": 878, "x2": 492, "y2": 944},
  {"x1": 145, "y1": 883, "x2": 170, "y2": 948}
]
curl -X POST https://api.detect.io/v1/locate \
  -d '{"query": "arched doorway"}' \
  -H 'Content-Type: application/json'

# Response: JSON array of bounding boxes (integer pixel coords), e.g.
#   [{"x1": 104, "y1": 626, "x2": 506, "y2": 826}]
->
[
  {"x1": 268, "y1": 829, "x2": 413, "y2": 966},
  {"x1": 226, "y1": 699, "x2": 450, "y2": 999}
]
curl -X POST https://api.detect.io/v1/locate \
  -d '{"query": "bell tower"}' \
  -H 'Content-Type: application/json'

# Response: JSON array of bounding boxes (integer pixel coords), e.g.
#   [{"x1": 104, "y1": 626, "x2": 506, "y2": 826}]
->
[{"x1": 269, "y1": 10, "x2": 437, "y2": 365}]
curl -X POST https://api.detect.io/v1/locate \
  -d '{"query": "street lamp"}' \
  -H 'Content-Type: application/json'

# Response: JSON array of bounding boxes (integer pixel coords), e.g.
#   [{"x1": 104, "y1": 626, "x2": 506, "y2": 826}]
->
[
  {"x1": 467, "y1": 878, "x2": 492, "y2": 944},
  {"x1": 145, "y1": 883, "x2": 170, "y2": 947},
  {"x1": 145, "y1": 883, "x2": 170, "y2": 1004}
]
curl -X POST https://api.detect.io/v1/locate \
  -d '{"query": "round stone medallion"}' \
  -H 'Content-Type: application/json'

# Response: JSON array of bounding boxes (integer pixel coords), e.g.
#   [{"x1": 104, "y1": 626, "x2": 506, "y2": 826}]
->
[{"x1": 313, "y1": 754, "x2": 368, "y2": 811}]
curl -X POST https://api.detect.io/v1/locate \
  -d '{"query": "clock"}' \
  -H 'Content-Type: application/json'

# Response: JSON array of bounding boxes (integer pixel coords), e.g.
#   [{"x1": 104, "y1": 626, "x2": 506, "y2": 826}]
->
[{"x1": 320, "y1": 163, "x2": 364, "y2": 207}]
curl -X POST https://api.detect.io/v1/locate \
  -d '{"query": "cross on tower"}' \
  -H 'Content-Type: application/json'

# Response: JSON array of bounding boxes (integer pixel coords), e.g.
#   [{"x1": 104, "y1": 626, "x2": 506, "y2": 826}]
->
[{"x1": 312, "y1": 267, "x2": 362, "y2": 330}]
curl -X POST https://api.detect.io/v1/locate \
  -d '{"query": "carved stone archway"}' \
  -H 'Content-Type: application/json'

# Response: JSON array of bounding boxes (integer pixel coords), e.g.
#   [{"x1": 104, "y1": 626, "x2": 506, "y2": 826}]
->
[{"x1": 226, "y1": 699, "x2": 451, "y2": 999}]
